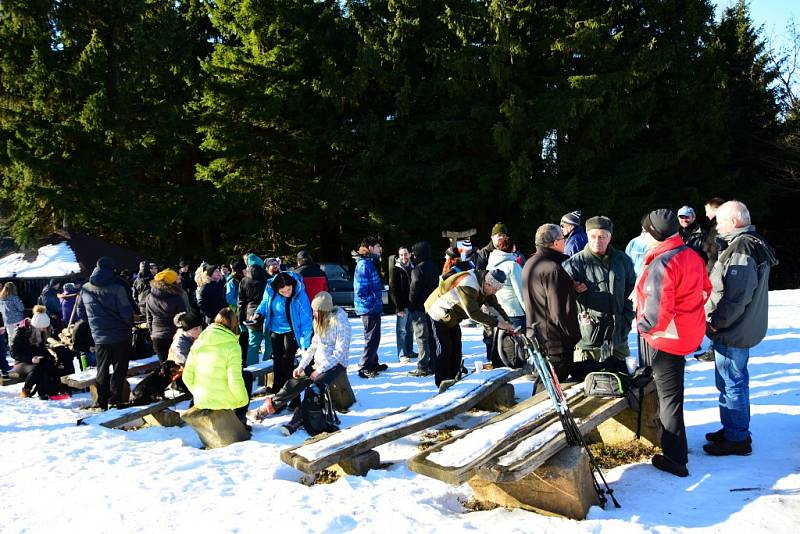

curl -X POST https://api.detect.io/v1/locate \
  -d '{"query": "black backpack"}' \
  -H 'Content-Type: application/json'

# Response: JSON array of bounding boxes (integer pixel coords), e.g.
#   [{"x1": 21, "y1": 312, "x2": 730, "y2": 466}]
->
[{"x1": 301, "y1": 383, "x2": 340, "y2": 436}]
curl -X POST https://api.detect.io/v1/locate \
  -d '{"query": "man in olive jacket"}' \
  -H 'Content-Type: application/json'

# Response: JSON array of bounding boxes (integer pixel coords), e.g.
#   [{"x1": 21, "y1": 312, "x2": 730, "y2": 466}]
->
[
  {"x1": 522, "y1": 224, "x2": 581, "y2": 380},
  {"x1": 563, "y1": 216, "x2": 636, "y2": 363}
]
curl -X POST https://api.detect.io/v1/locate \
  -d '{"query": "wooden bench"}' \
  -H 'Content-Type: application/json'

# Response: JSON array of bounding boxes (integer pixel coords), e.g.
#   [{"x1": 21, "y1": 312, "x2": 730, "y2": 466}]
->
[
  {"x1": 61, "y1": 355, "x2": 161, "y2": 391},
  {"x1": 280, "y1": 368, "x2": 524, "y2": 476},
  {"x1": 77, "y1": 392, "x2": 192, "y2": 428},
  {"x1": 407, "y1": 381, "x2": 657, "y2": 519},
  {"x1": 76, "y1": 361, "x2": 275, "y2": 430}
]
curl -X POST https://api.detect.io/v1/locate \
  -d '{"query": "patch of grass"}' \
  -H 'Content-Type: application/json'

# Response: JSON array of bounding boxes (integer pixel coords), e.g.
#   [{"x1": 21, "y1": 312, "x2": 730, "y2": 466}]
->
[
  {"x1": 459, "y1": 496, "x2": 499, "y2": 512},
  {"x1": 589, "y1": 441, "x2": 661, "y2": 469},
  {"x1": 418, "y1": 425, "x2": 462, "y2": 451},
  {"x1": 300, "y1": 469, "x2": 340, "y2": 486}
]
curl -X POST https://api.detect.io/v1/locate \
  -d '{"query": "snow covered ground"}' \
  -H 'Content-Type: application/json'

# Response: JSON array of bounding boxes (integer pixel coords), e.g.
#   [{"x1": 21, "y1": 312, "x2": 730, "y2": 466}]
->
[{"x1": 2, "y1": 290, "x2": 800, "y2": 533}]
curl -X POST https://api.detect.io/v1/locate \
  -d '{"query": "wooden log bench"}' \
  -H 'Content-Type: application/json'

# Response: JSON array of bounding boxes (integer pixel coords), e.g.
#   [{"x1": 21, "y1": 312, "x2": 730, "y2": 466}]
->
[
  {"x1": 244, "y1": 360, "x2": 274, "y2": 393},
  {"x1": 60, "y1": 355, "x2": 161, "y2": 402},
  {"x1": 407, "y1": 382, "x2": 658, "y2": 519},
  {"x1": 77, "y1": 392, "x2": 192, "y2": 428},
  {"x1": 77, "y1": 361, "x2": 275, "y2": 430},
  {"x1": 280, "y1": 368, "x2": 524, "y2": 477}
]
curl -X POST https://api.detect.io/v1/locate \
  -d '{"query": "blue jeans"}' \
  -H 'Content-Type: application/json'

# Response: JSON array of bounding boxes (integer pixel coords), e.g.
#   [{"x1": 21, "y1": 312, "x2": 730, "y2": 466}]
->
[
  {"x1": 714, "y1": 342, "x2": 751, "y2": 442},
  {"x1": 396, "y1": 310, "x2": 414, "y2": 358}
]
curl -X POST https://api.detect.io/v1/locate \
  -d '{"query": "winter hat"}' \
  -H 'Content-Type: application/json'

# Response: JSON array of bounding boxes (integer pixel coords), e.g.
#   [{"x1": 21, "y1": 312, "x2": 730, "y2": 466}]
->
[
  {"x1": 535, "y1": 223, "x2": 563, "y2": 247},
  {"x1": 297, "y1": 250, "x2": 312, "y2": 265},
  {"x1": 31, "y1": 305, "x2": 51, "y2": 329},
  {"x1": 62, "y1": 283, "x2": 79, "y2": 295},
  {"x1": 491, "y1": 222, "x2": 508, "y2": 236},
  {"x1": 642, "y1": 209, "x2": 679, "y2": 241},
  {"x1": 560, "y1": 210, "x2": 582, "y2": 227},
  {"x1": 677, "y1": 205, "x2": 695, "y2": 217},
  {"x1": 97, "y1": 256, "x2": 116, "y2": 270},
  {"x1": 205, "y1": 264, "x2": 218, "y2": 277},
  {"x1": 585, "y1": 216, "x2": 614, "y2": 234},
  {"x1": 265, "y1": 257, "x2": 281, "y2": 268},
  {"x1": 485, "y1": 269, "x2": 507, "y2": 290},
  {"x1": 246, "y1": 253, "x2": 264, "y2": 268},
  {"x1": 154, "y1": 269, "x2": 178, "y2": 285},
  {"x1": 459, "y1": 239, "x2": 473, "y2": 253},
  {"x1": 175, "y1": 310, "x2": 204, "y2": 331},
  {"x1": 311, "y1": 291, "x2": 334, "y2": 312}
]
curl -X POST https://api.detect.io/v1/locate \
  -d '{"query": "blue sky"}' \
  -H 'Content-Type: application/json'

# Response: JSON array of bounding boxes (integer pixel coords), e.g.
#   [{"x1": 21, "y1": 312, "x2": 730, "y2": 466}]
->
[{"x1": 714, "y1": 0, "x2": 797, "y2": 50}]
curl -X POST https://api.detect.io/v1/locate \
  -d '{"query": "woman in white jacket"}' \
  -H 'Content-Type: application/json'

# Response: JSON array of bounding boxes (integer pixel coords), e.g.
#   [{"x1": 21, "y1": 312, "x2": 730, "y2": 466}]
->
[
  {"x1": 486, "y1": 236, "x2": 527, "y2": 329},
  {"x1": 250, "y1": 291, "x2": 351, "y2": 425}
]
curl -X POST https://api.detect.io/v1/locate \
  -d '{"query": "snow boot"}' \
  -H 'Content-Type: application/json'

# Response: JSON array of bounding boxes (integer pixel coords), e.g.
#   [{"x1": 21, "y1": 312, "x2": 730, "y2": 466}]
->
[{"x1": 652, "y1": 454, "x2": 689, "y2": 477}]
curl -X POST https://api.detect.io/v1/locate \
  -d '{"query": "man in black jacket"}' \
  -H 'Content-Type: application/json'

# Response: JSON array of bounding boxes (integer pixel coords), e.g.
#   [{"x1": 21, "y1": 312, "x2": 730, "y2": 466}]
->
[
  {"x1": 239, "y1": 254, "x2": 268, "y2": 366},
  {"x1": 677, "y1": 206, "x2": 707, "y2": 262},
  {"x1": 198, "y1": 265, "x2": 226, "y2": 324},
  {"x1": 408, "y1": 241, "x2": 439, "y2": 376},
  {"x1": 77, "y1": 257, "x2": 134, "y2": 409},
  {"x1": 522, "y1": 224, "x2": 581, "y2": 380},
  {"x1": 390, "y1": 246, "x2": 415, "y2": 362}
]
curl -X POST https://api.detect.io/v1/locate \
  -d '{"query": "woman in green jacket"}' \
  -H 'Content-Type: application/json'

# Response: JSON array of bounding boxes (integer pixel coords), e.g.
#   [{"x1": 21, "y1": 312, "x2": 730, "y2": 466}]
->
[{"x1": 183, "y1": 308, "x2": 250, "y2": 421}]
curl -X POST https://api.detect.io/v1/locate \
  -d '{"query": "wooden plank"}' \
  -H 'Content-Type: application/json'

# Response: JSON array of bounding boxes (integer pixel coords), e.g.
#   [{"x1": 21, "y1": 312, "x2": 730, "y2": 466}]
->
[
  {"x1": 244, "y1": 360, "x2": 274, "y2": 377},
  {"x1": 476, "y1": 395, "x2": 630, "y2": 483},
  {"x1": 61, "y1": 355, "x2": 160, "y2": 389},
  {"x1": 280, "y1": 368, "x2": 524, "y2": 475},
  {"x1": 406, "y1": 383, "x2": 582, "y2": 484},
  {"x1": 77, "y1": 393, "x2": 191, "y2": 428}
]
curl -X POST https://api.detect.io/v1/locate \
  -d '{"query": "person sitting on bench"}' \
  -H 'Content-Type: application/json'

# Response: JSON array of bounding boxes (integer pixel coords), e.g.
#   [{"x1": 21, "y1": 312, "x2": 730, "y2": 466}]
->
[
  {"x1": 13, "y1": 305, "x2": 73, "y2": 399},
  {"x1": 182, "y1": 308, "x2": 251, "y2": 425},
  {"x1": 249, "y1": 291, "x2": 350, "y2": 426}
]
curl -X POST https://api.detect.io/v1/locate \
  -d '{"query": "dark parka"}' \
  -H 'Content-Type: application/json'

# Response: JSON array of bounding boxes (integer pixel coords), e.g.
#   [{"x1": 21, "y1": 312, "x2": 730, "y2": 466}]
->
[
  {"x1": 132, "y1": 265, "x2": 152, "y2": 316},
  {"x1": 706, "y1": 226, "x2": 778, "y2": 348},
  {"x1": 198, "y1": 279, "x2": 227, "y2": 323},
  {"x1": 145, "y1": 280, "x2": 188, "y2": 340},
  {"x1": 679, "y1": 221, "x2": 707, "y2": 263},
  {"x1": 562, "y1": 245, "x2": 636, "y2": 350},
  {"x1": 408, "y1": 241, "x2": 439, "y2": 312},
  {"x1": 522, "y1": 247, "x2": 581, "y2": 356},
  {"x1": 11, "y1": 319, "x2": 51, "y2": 364},
  {"x1": 237, "y1": 264, "x2": 268, "y2": 326},
  {"x1": 77, "y1": 266, "x2": 134, "y2": 345},
  {"x1": 390, "y1": 260, "x2": 413, "y2": 310}
]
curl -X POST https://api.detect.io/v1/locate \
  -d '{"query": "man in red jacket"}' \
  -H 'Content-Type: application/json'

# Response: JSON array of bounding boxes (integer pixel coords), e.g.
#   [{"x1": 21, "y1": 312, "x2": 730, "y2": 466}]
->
[{"x1": 636, "y1": 209, "x2": 711, "y2": 477}]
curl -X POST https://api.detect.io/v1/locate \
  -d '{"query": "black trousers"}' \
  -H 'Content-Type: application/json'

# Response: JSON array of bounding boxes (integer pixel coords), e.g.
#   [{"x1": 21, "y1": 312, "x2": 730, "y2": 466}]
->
[
  {"x1": 432, "y1": 321, "x2": 462, "y2": 387},
  {"x1": 650, "y1": 345, "x2": 688, "y2": 465},
  {"x1": 271, "y1": 364, "x2": 345, "y2": 412},
  {"x1": 233, "y1": 370, "x2": 254, "y2": 421},
  {"x1": 96, "y1": 339, "x2": 131, "y2": 409},
  {"x1": 359, "y1": 314, "x2": 382, "y2": 371},
  {"x1": 271, "y1": 331, "x2": 298, "y2": 393},
  {"x1": 152, "y1": 337, "x2": 172, "y2": 362}
]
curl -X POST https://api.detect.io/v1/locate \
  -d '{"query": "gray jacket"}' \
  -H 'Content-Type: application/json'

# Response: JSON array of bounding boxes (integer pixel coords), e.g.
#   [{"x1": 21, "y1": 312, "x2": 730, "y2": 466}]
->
[
  {"x1": 706, "y1": 226, "x2": 777, "y2": 348},
  {"x1": 563, "y1": 245, "x2": 636, "y2": 350}
]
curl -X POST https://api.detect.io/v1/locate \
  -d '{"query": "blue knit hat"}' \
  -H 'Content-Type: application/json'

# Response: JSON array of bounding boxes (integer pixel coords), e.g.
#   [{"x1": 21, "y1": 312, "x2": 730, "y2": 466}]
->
[{"x1": 246, "y1": 253, "x2": 264, "y2": 268}]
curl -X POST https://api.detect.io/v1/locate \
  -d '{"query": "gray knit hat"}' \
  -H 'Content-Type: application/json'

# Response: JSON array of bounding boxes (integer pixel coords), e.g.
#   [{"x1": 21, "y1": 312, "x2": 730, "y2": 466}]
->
[{"x1": 485, "y1": 269, "x2": 507, "y2": 290}]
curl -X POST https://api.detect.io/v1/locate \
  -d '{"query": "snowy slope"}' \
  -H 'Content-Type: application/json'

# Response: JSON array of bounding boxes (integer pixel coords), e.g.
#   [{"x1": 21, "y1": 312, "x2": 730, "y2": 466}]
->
[
  {"x1": 0, "y1": 242, "x2": 81, "y2": 278},
  {"x1": 2, "y1": 290, "x2": 800, "y2": 533}
]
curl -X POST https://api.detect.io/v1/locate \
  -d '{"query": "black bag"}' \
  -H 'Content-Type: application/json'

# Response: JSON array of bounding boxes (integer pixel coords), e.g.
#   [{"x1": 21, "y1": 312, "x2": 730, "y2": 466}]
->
[
  {"x1": 65, "y1": 320, "x2": 94, "y2": 353},
  {"x1": 301, "y1": 383, "x2": 340, "y2": 436},
  {"x1": 584, "y1": 371, "x2": 630, "y2": 397},
  {"x1": 491, "y1": 329, "x2": 526, "y2": 369}
]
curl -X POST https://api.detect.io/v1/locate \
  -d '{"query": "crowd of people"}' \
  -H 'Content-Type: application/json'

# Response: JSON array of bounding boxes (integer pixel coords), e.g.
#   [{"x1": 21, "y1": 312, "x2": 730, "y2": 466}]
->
[{"x1": 0, "y1": 199, "x2": 778, "y2": 472}]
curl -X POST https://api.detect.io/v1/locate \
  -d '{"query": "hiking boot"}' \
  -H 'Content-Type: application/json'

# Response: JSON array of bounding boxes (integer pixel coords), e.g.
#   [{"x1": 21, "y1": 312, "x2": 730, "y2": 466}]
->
[
  {"x1": 694, "y1": 349, "x2": 715, "y2": 362},
  {"x1": 376, "y1": 363, "x2": 389, "y2": 372},
  {"x1": 705, "y1": 428, "x2": 752, "y2": 444},
  {"x1": 248, "y1": 397, "x2": 276, "y2": 421},
  {"x1": 652, "y1": 454, "x2": 689, "y2": 478},
  {"x1": 408, "y1": 368, "x2": 433, "y2": 377},
  {"x1": 703, "y1": 438, "x2": 752, "y2": 456},
  {"x1": 20, "y1": 388, "x2": 32, "y2": 398},
  {"x1": 358, "y1": 369, "x2": 379, "y2": 379}
]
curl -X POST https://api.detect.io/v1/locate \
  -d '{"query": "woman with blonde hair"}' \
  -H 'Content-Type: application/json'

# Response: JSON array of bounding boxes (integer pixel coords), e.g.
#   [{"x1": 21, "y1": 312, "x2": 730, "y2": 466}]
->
[
  {"x1": 0, "y1": 282, "x2": 25, "y2": 346},
  {"x1": 250, "y1": 291, "x2": 350, "y2": 434},
  {"x1": 182, "y1": 307, "x2": 251, "y2": 424}
]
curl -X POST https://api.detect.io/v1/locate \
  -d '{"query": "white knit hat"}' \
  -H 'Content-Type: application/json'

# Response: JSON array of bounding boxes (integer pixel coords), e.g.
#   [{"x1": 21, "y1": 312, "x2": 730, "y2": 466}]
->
[{"x1": 31, "y1": 311, "x2": 51, "y2": 329}]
